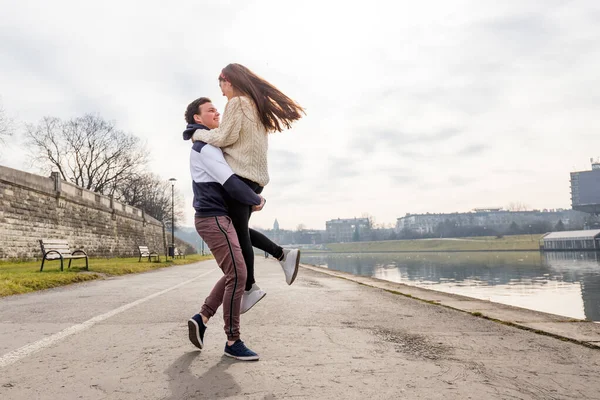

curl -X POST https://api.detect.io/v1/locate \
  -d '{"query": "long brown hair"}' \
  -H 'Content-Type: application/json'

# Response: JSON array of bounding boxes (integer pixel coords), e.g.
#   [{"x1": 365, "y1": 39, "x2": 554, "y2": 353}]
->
[{"x1": 219, "y1": 63, "x2": 305, "y2": 133}]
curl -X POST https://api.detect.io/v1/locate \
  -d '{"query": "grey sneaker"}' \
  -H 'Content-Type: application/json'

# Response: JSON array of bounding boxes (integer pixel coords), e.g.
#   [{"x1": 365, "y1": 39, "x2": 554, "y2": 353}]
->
[
  {"x1": 279, "y1": 248, "x2": 300, "y2": 285},
  {"x1": 241, "y1": 284, "x2": 266, "y2": 314}
]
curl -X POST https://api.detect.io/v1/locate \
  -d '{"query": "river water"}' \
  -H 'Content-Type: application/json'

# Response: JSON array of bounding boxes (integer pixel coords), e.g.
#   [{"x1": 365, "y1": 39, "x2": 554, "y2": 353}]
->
[{"x1": 300, "y1": 251, "x2": 600, "y2": 321}]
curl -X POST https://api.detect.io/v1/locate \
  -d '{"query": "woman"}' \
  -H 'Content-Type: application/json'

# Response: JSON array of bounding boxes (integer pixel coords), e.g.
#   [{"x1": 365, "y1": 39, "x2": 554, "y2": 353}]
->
[{"x1": 191, "y1": 63, "x2": 305, "y2": 313}]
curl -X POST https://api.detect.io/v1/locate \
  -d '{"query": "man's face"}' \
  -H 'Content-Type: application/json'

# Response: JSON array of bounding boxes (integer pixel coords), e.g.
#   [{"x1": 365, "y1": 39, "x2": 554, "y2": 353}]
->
[{"x1": 194, "y1": 102, "x2": 220, "y2": 129}]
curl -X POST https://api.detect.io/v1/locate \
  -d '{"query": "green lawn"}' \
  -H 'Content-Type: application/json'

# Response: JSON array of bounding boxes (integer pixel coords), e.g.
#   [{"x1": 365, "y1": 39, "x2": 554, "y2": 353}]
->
[
  {"x1": 324, "y1": 234, "x2": 544, "y2": 253},
  {"x1": 0, "y1": 254, "x2": 213, "y2": 297}
]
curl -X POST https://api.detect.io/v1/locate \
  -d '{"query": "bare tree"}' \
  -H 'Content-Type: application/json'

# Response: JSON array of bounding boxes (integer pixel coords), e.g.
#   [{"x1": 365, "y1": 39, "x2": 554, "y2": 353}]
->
[
  {"x1": 361, "y1": 212, "x2": 375, "y2": 229},
  {"x1": 163, "y1": 190, "x2": 185, "y2": 232},
  {"x1": 296, "y1": 223, "x2": 306, "y2": 232},
  {"x1": 0, "y1": 100, "x2": 13, "y2": 145},
  {"x1": 506, "y1": 202, "x2": 530, "y2": 212},
  {"x1": 25, "y1": 114, "x2": 148, "y2": 196},
  {"x1": 116, "y1": 172, "x2": 184, "y2": 227}
]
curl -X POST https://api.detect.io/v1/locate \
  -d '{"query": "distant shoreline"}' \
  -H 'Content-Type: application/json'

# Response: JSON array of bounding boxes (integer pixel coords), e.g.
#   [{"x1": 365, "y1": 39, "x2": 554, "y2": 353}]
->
[
  {"x1": 316, "y1": 234, "x2": 545, "y2": 253},
  {"x1": 302, "y1": 249, "x2": 540, "y2": 254}
]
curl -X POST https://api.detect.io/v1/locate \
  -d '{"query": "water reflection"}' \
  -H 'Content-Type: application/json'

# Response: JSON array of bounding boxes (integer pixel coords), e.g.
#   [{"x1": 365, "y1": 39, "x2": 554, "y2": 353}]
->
[{"x1": 301, "y1": 251, "x2": 600, "y2": 321}]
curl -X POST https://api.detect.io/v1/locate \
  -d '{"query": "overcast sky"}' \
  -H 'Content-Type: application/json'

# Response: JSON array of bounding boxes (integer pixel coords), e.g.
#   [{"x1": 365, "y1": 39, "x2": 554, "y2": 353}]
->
[{"x1": 1, "y1": 0, "x2": 599, "y2": 230}]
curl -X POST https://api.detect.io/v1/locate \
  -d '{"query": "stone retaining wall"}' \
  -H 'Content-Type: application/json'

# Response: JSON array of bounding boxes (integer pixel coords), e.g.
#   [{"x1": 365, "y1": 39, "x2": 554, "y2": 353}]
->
[{"x1": 0, "y1": 165, "x2": 167, "y2": 259}]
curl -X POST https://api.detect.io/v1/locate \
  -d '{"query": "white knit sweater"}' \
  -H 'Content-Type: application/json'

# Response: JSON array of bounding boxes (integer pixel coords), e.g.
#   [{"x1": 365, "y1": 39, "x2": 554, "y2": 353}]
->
[{"x1": 192, "y1": 96, "x2": 269, "y2": 187}]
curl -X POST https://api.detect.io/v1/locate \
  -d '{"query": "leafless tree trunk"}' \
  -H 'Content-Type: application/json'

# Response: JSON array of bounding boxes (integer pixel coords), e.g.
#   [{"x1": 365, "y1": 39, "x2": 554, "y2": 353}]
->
[
  {"x1": 506, "y1": 202, "x2": 530, "y2": 212},
  {"x1": 25, "y1": 114, "x2": 148, "y2": 196},
  {"x1": 0, "y1": 100, "x2": 13, "y2": 145},
  {"x1": 361, "y1": 212, "x2": 376, "y2": 229},
  {"x1": 115, "y1": 172, "x2": 184, "y2": 228}
]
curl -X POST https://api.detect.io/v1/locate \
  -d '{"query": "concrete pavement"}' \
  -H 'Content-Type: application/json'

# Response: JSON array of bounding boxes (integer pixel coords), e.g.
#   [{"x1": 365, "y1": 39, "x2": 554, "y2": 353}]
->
[
  {"x1": 301, "y1": 264, "x2": 600, "y2": 348},
  {"x1": 0, "y1": 257, "x2": 599, "y2": 399}
]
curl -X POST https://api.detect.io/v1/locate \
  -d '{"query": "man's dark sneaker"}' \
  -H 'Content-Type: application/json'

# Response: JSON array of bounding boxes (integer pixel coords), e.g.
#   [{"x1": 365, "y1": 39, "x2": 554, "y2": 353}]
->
[
  {"x1": 224, "y1": 340, "x2": 259, "y2": 361},
  {"x1": 188, "y1": 314, "x2": 206, "y2": 349}
]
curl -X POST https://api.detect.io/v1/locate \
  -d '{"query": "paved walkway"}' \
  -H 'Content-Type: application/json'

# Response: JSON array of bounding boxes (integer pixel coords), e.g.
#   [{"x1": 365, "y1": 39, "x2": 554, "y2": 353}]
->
[
  {"x1": 0, "y1": 257, "x2": 599, "y2": 399},
  {"x1": 301, "y1": 264, "x2": 600, "y2": 348}
]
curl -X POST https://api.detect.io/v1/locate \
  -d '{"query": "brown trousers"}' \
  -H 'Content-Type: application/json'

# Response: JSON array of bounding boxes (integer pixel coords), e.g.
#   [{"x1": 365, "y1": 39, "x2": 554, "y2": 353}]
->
[{"x1": 195, "y1": 216, "x2": 247, "y2": 341}]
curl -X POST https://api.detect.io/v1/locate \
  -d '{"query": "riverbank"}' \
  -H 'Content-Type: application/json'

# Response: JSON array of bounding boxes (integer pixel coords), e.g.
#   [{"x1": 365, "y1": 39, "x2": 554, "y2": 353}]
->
[
  {"x1": 301, "y1": 262, "x2": 600, "y2": 349},
  {"x1": 321, "y1": 234, "x2": 544, "y2": 253}
]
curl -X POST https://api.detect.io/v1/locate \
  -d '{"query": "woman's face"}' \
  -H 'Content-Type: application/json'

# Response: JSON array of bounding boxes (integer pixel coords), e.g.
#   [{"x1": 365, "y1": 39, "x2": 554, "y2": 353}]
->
[{"x1": 219, "y1": 79, "x2": 234, "y2": 99}]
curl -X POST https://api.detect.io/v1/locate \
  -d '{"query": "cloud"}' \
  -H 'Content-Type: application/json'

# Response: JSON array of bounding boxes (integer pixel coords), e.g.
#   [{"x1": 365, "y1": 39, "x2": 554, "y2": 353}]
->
[
  {"x1": 391, "y1": 175, "x2": 418, "y2": 185},
  {"x1": 2, "y1": 0, "x2": 600, "y2": 230},
  {"x1": 478, "y1": 13, "x2": 555, "y2": 53},
  {"x1": 352, "y1": 127, "x2": 464, "y2": 155},
  {"x1": 448, "y1": 175, "x2": 477, "y2": 187},
  {"x1": 324, "y1": 155, "x2": 360, "y2": 180},
  {"x1": 268, "y1": 149, "x2": 304, "y2": 189},
  {"x1": 457, "y1": 144, "x2": 487, "y2": 157}
]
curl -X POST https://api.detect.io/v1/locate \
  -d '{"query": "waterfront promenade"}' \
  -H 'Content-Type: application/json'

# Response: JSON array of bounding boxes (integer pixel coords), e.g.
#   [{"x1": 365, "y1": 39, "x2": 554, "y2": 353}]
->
[{"x1": 1, "y1": 257, "x2": 599, "y2": 399}]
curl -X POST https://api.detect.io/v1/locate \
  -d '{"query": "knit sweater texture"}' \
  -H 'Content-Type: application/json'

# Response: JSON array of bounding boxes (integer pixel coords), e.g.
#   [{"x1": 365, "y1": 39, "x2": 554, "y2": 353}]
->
[{"x1": 192, "y1": 96, "x2": 269, "y2": 187}]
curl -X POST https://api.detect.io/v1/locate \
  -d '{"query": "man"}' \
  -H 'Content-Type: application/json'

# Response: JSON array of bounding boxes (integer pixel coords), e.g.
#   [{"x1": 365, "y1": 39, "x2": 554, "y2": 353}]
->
[
  {"x1": 183, "y1": 97, "x2": 264, "y2": 361},
  {"x1": 184, "y1": 98, "x2": 300, "y2": 315}
]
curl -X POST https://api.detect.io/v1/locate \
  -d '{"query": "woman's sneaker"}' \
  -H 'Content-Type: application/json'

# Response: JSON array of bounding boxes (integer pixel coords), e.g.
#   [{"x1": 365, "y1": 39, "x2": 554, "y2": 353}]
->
[
  {"x1": 188, "y1": 314, "x2": 206, "y2": 349},
  {"x1": 279, "y1": 248, "x2": 300, "y2": 285},
  {"x1": 224, "y1": 340, "x2": 259, "y2": 361},
  {"x1": 241, "y1": 284, "x2": 266, "y2": 314}
]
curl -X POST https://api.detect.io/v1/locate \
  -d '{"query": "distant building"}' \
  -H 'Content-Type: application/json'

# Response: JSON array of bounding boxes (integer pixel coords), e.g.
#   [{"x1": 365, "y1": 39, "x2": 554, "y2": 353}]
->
[
  {"x1": 542, "y1": 229, "x2": 600, "y2": 251},
  {"x1": 396, "y1": 209, "x2": 586, "y2": 236},
  {"x1": 571, "y1": 160, "x2": 600, "y2": 215},
  {"x1": 296, "y1": 229, "x2": 325, "y2": 245},
  {"x1": 256, "y1": 220, "x2": 326, "y2": 246},
  {"x1": 269, "y1": 218, "x2": 286, "y2": 244},
  {"x1": 325, "y1": 217, "x2": 370, "y2": 243}
]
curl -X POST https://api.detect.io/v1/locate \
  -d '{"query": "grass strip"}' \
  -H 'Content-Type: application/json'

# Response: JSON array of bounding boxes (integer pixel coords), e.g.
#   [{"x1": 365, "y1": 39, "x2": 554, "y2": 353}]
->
[{"x1": 0, "y1": 254, "x2": 213, "y2": 297}]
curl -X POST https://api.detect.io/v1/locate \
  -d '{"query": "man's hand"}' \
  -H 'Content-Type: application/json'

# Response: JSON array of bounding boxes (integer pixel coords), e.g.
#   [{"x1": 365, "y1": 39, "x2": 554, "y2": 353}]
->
[{"x1": 252, "y1": 195, "x2": 266, "y2": 212}]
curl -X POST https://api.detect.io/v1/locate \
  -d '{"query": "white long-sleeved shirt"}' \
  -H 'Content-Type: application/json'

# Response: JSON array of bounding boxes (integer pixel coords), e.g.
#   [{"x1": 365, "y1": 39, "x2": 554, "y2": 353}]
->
[{"x1": 190, "y1": 140, "x2": 261, "y2": 217}]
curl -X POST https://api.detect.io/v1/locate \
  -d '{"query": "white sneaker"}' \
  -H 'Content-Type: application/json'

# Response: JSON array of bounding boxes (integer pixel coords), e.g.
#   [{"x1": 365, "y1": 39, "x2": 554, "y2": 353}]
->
[
  {"x1": 241, "y1": 284, "x2": 266, "y2": 314},
  {"x1": 279, "y1": 248, "x2": 300, "y2": 285}
]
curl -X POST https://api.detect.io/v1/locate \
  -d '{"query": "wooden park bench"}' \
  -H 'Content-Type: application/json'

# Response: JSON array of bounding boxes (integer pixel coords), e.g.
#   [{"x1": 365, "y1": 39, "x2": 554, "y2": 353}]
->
[
  {"x1": 138, "y1": 245, "x2": 160, "y2": 262},
  {"x1": 39, "y1": 239, "x2": 89, "y2": 272},
  {"x1": 173, "y1": 247, "x2": 186, "y2": 259}
]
